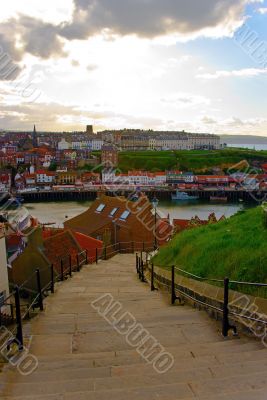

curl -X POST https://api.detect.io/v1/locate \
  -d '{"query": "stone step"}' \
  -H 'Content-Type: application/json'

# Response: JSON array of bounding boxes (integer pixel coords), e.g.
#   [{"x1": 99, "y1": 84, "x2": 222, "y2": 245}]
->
[
  {"x1": 3, "y1": 361, "x2": 267, "y2": 397},
  {"x1": 2, "y1": 380, "x2": 267, "y2": 400},
  {"x1": 4, "y1": 352, "x2": 267, "y2": 385},
  {"x1": 1, "y1": 254, "x2": 265, "y2": 400}
]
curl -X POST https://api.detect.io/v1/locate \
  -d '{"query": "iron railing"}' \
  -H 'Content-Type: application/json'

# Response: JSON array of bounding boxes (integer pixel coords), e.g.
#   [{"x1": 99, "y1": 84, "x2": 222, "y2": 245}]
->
[
  {"x1": 0, "y1": 241, "x2": 155, "y2": 351},
  {"x1": 136, "y1": 253, "x2": 267, "y2": 339}
]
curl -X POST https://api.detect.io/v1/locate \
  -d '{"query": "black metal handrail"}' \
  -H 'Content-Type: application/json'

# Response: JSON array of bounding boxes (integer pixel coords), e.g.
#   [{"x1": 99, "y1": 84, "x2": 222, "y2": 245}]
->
[
  {"x1": 1, "y1": 241, "x2": 155, "y2": 352},
  {"x1": 137, "y1": 254, "x2": 267, "y2": 339},
  {"x1": 174, "y1": 267, "x2": 224, "y2": 284}
]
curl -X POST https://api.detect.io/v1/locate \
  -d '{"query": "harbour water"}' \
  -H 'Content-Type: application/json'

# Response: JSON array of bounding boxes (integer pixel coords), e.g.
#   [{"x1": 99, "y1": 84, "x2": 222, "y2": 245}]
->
[{"x1": 24, "y1": 200, "x2": 245, "y2": 228}]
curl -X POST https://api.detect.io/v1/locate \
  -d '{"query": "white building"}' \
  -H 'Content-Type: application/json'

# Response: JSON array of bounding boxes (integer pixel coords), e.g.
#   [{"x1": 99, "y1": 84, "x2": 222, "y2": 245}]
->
[
  {"x1": 92, "y1": 139, "x2": 104, "y2": 150},
  {"x1": 58, "y1": 138, "x2": 70, "y2": 150},
  {"x1": 71, "y1": 141, "x2": 92, "y2": 150},
  {"x1": 102, "y1": 169, "x2": 116, "y2": 183},
  {"x1": 0, "y1": 232, "x2": 9, "y2": 311},
  {"x1": 36, "y1": 171, "x2": 55, "y2": 184}
]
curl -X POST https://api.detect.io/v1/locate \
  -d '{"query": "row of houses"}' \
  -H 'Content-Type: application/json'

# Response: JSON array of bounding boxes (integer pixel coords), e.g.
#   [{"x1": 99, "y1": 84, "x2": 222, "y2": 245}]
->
[
  {"x1": 14, "y1": 167, "x2": 267, "y2": 191},
  {"x1": 54, "y1": 130, "x2": 221, "y2": 152},
  {"x1": 1, "y1": 126, "x2": 221, "y2": 154},
  {"x1": 102, "y1": 169, "x2": 267, "y2": 189},
  {"x1": 15, "y1": 170, "x2": 101, "y2": 189}
]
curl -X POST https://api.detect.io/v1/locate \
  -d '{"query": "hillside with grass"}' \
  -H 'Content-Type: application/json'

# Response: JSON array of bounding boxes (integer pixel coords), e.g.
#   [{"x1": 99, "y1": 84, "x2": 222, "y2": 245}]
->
[
  {"x1": 153, "y1": 207, "x2": 267, "y2": 285},
  {"x1": 118, "y1": 149, "x2": 267, "y2": 173}
]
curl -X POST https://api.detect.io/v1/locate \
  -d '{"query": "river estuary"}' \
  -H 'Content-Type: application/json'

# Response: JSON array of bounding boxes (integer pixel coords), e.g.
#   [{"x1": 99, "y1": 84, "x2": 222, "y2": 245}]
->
[{"x1": 24, "y1": 200, "x2": 246, "y2": 227}]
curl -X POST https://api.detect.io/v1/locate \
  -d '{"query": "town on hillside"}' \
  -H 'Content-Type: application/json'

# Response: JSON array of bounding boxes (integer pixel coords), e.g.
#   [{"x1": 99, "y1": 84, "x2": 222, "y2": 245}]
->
[{"x1": 0, "y1": 125, "x2": 267, "y2": 198}]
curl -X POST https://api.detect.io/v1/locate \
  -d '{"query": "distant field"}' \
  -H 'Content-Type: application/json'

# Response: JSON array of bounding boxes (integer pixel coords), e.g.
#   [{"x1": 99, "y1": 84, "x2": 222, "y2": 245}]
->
[{"x1": 117, "y1": 149, "x2": 267, "y2": 173}]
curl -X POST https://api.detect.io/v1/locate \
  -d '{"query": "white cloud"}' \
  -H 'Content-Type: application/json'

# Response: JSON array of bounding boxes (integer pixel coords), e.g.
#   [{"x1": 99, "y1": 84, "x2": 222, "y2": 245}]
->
[
  {"x1": 161, "y1": 93, "x2": 210, "y2": 108},
  {"x1": 197, "y1": 68, "x2": 267, "y2": 79},
  {"x1": 258, "y1": 7, "x2": 267, "y2": 14}
]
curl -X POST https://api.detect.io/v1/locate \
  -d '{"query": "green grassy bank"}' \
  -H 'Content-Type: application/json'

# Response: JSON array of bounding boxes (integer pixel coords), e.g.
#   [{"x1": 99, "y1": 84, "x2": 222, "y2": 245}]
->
[
  {"x1": 153, "y1": 207, "x2": 267, "y2": 286},
  {"x1": 118, "y1": 149, "x2": 267, "y2": 173}
]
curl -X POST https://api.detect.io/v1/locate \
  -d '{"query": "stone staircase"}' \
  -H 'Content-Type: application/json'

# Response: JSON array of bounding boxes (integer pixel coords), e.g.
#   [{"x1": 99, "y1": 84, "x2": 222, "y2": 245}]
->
[{"x1": 0, "y1": 254, "x2": 267, "y2": 400}]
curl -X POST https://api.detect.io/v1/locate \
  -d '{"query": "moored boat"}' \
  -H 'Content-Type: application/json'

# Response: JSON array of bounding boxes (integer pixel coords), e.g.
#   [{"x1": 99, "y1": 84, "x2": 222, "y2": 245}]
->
[
  {"x1": 210, "y1": 195, "x2": 228, "y2": 202},
  {"x1": 171, "y1": 190, "x2": 199, "y2": 201}
]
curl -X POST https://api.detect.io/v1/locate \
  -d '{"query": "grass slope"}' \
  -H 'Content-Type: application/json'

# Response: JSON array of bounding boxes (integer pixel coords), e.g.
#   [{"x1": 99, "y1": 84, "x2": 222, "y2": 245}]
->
[
  {"x1": 118, "y1": 149, "x2": 267, "y2": 173},
  {"x1": 153, "y1": 207, "x2": 267, "y2": 284}
]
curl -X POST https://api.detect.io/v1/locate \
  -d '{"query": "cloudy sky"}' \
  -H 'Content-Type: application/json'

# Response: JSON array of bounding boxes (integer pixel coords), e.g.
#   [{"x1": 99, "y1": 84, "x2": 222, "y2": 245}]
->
[{"x1": 0, "y1": 0, "x2": 267, "y2": 135}]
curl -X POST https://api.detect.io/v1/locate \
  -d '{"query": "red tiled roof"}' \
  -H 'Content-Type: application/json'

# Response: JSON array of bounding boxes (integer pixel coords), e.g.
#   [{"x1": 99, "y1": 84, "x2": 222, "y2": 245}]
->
[
  {"x1": 42, "y1": 228, "x2": 64, "y2": 239},
  {"x1": 74, "y1": 232, "x2": 103, "y2": 263},
  {"x1": 156, "y1": 220, "x2": 173, "y2": 244},
  {"x1": 43, "y1": 230, "x2": 82, "y2": 273},
  {"x1": 173, "y1": 219, "x2": 190, "y2": 230}
]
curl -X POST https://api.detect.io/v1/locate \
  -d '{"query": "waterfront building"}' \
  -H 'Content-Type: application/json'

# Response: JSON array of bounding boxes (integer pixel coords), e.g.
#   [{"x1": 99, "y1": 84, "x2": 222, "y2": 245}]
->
[
  {"x1": 25, "y1": 173, "x2": 36, "y2": 187},
  {"x1": 36, "y1": 170, "x2": 56, "y2": 186},
  {"x1": 81, "y1": 172, "x2": 101, "y2": 184},
  {"x1": 55, "y1": 171, "x2": 78, "y2": 185},
  {"x1": 102, "y1": 169, "x2": 117, "y2": 184}
]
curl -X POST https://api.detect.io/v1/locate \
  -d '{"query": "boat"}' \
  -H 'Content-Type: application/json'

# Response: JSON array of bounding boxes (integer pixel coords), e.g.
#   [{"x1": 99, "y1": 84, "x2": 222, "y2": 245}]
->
[
  {"x1": 210, "y1": 196, "x2": 228, "y2": 203},
  {"x1": 171, "y1": 190, "x2": 199, "y2": 201}
]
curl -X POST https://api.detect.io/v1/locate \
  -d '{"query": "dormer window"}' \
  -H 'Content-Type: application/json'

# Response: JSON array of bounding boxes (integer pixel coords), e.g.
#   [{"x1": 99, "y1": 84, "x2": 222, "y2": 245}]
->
[
  {"x1": 119, "y1": 210, "x2": 130, "y2": 220},
  {"x1": 109, "y1": 208, "x2": 118, "y2": 217},
  {"x1": 96, "y1": 204, "x2": 105, "y2": 213}
]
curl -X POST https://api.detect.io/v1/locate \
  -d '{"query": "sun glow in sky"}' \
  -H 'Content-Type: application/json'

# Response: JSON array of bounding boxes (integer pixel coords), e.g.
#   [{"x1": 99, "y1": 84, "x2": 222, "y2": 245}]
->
[{"x1": 0, "y1": 0, "x2": 267, "y2": 135}]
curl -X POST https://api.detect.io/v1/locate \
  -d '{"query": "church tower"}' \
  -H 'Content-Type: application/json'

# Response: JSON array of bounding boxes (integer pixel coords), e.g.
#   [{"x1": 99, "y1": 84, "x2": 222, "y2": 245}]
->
[{"x1": 32, "y1": 125, "x2": 38, "y2": 147}]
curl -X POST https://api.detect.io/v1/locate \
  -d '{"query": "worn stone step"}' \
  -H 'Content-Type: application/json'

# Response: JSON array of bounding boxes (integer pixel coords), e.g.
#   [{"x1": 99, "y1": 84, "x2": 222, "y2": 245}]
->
[
  {"x1": 4, "y1": 361, "x2": 267, "y2": 397},
  {"x1": 6, "y1": 354, "x2": 266, "y2": 385},
  {"x1": 191, "y1": 371, "x2": 267, "y2": 397},
  {"x1": 1, "y1": 253, "x2": 265, "y2": 400},
  {"x1": 2, "y1": 385, "x2": 267, "y2": 400}
]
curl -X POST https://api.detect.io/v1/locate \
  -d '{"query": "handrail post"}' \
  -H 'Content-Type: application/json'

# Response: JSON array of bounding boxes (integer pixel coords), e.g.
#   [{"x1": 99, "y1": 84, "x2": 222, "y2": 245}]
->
[
  {"x1": 36, "y1": 269, "x2": 44, "y2": 311},
  {"x1": 143, "y1": 241, "x2": 145, "y2": 252},
  {"x1": 138, "y1": 257, "x2": 142, "y2": 280},
  {"x1": 14, "y1": 286, "x2": 23, "y2": 350},
  {"x1": 136, "y1": 253, "x2": 138, "y2": 273},
  {"x1": 222, "y1": 277, "x2": 230, "y2": 337},
  {"x1": 104, "y1": 246, "x2": 107, "y2": 260},
  {"x1": 151, "y1": 263, "x2": 155, "y2": 291},
  {"x1": 69, "y1": 254, "x2": 72, "y2": 277},
  {"x1": 118, "y1": 242, "x2": 121, "y2": 254},
  {"x1": 77, "y1": 254, "x2": 80, "y2": 272},
  {"x1": 85, "y1": 250, "x2": 88, "y2": 264},
  {"x1": 61, "y1": 259, "x2": 64, "y2": 281},
  {"x1": 96, "y1": 248, "x2": 98, "y2": 264},
  {"x1": 50, "y1": 264, "x2": 54, "y2": 294},
  {"x1": 141, "y1": 260, "x2": 146, "y2": 282},
  {"x1": 171, "y1": 266, "x2": 177, "y2": 305}
]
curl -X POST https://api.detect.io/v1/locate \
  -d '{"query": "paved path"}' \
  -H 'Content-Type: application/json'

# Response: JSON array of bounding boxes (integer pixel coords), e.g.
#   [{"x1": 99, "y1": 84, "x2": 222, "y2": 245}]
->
[{"x1": 1, "y1": 254, "x2": 267, "y2": 399}]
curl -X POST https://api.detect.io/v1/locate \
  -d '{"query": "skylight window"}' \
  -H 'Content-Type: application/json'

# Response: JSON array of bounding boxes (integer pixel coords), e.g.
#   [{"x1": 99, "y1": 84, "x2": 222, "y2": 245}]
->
[
  {"x1": 120, "y1": 210, "x2": 130, "y2": 220},
  {"x1": 109, "y1": 207, "x2": 118, "y2": 217},
  {"x1": 96, "y1": 204, "x2": 105, "y2": 213}
]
